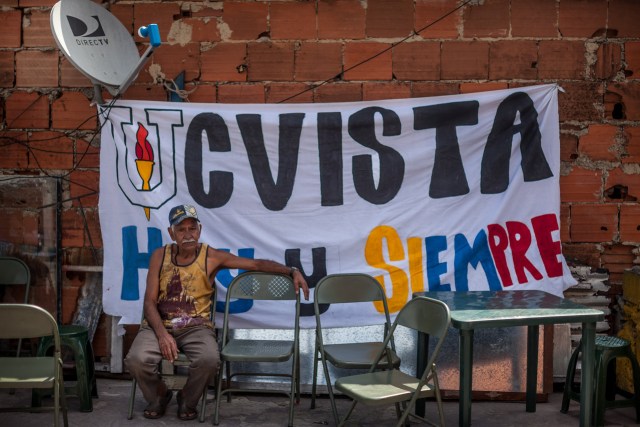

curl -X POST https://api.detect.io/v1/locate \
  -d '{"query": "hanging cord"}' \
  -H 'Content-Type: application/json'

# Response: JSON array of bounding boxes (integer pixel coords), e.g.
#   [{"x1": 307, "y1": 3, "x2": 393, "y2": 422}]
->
[{"x1": 163, "y1": 78, "x2": 197, "y2": 101}]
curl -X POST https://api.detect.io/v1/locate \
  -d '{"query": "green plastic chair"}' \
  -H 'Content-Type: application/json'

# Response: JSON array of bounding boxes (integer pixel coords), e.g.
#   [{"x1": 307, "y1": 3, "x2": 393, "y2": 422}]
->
[
  {"x1": 310, "y1": 273, "x2": 401, "y2": 425},
  {"x1": 0, "y1": 304, "x2": 68, "y2": 427},
  {"x1": 127, "y1": 301, "x2": 215, "y2": 422},
  {"x1": 213, "y1": 272, "x2": 300, "y2": 427},
  {"x1": 334, "y1": 296, "x2": 451, "y2": 427},
  {"x1": 0, "y1": 257, "x2": 31, "y2": 358}
]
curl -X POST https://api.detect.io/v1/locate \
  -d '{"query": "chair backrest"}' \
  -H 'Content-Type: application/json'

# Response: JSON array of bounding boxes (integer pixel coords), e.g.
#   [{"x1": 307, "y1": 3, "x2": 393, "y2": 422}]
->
[
  {"x1": 221, "y1": 272, "x2": 300, "y2": 343},
  {"x1": 0, "y1": 257, "x2": 31, "y2": 304},
  {"x1": 0, "y1": 304, "x2": 58, "y2": 344}
]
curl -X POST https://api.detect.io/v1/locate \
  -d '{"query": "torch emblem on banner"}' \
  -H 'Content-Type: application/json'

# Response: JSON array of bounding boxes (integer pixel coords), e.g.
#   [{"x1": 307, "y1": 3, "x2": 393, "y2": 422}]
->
[{"x1": 134, "y1": 123, "x2": 155, "y2": 220}]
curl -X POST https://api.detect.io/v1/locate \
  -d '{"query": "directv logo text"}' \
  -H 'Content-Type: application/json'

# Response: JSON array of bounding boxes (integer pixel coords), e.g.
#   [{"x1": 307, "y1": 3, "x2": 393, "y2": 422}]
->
[{"x1": 66, "y1": 14, "x2": 109, "y2": 46}]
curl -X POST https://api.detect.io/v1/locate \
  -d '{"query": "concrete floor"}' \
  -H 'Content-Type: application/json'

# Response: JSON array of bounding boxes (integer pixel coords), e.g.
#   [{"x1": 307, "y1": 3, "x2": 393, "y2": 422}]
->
[{"x1": 0, "y1": 377, "x2": 638, "y2": 426}]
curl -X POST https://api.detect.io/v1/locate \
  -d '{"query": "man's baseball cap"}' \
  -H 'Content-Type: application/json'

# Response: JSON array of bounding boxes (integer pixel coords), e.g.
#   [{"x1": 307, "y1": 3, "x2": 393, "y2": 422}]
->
[{"x1": 168, "y1": 204, "x2": 200, "y2": 226}]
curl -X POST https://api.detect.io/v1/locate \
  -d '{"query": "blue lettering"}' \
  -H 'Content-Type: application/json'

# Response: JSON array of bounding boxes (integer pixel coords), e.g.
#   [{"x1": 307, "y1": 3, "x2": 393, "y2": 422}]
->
[
  {"x1": 121, "y1": 226, "x2": 162, "y2": 300},
  {"x1": 425, "y1": 235, "x2": 451, "y2": 291},
  {"x1": 215, "y1": 248, "x2": 255, "y2": 314},
  {"x1": 454, "y1": 230, "x2": 502, "y2": 291}
]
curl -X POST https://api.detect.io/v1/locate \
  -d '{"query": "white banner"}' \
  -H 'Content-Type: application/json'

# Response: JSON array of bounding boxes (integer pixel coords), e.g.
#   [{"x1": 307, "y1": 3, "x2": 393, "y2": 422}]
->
[{"x1": 99, "y1": 84, "x2": 575, "y2": 328}]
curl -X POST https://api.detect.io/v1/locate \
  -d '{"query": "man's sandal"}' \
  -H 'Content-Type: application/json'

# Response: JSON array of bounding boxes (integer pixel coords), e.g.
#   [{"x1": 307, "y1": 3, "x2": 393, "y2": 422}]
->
[
  {"x1": 143, "y1": 389, "x2": 173, "y2": 419},
  {"x1": 177, "y1": 391, "x2": 198, "y2": 421}
]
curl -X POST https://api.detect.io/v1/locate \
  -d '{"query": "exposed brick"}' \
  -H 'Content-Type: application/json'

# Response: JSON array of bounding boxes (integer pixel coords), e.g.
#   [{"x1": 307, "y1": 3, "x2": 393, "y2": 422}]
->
[
  {"x1": 0, "y1": 0, "x2": 18, "y2": 6},
  {"x1": 0, "y1": 132, "x2": 29, "y2": 168},
  {"x1": 560, "y1": 167, "x2": 603, "y2": 203},
  {"x1": 609, "y1": 0, "x2": 640, "y2": 38},
  {"x1": 182, "y1": 17, "x2": 221, "y2": 43},
  {"x1": 23, "y1": 9, "x2": 55, "y2": 48},
  {"x1": 411, "y1": 82, "x2": 458, "y2": 98},
  {"x1": 0, "y1": 10, "x2": 21, "y2": 48},
  {"x1": 0, "y1": 51, "x2": 14, "y2": 87},
  {"x1": 270, "y1": 1, "x2": 316, "y2": 40},
  {"x1": 366, "y1": 0, "x2": 413, "y2": 38},
  {"x1": 217, "y1": 84, "x2": 265, "y2": 103},
  {"x1": 295, "y1": 42, "x2": 341, "y2": 82},
  {"x1": 222, "y1": 2, "x2": 268, "y2": 41},
  {"x1": 562, "y1": 243, "x2": 601, "y2": 269},
  {"x1": 595, "y1": 43, "x2": 622, "y2": 80},
  {"x1": 459, "y1": 82, "x2": 508, "y2": 94},
  {"x1": 558, "y1": 82, "x2": 603, "y2": 122},
  {"x1": 511, "y1": 0, "x2": 557, "y2": 37},
  {"x1": 622, "y1": 126, "x2": 640, "y2": 164},
  {"x1": 462, "y1": 0, "x2": 509, "y2": 38},
  {"x1": 414, "y1": 0, "x2": 459, "y2": 39},
  {"x1": 314, "y1": 82, "x2": 362, "y2": 103},
  {"x1": 627, "y1": 42, "x2": 640, "y2": 80},
  {"x1": 602, "y1": 244, "x2": 636, "y2": 283},
  {"x1": 560, "y1": 204, "x2": 570, "y2": 242},
  {"x1": 61, "y1": 209, "x2": 86, "y2": 251},
  {"x1": 118, "y1": 84, "x2": 167, "y2": 101},
  {"x1": 110, "y1": 3, "x2": 134, "y2": 34},
  {"x1": 441, "y1": 41, "x2": 489, "y2": 80},
  {"x1": 201, "y1": 43, "x2": 247, "y2": 82},
  {"x1": 538, "y1": 41, "x2": 586, "y2": 80},
  {"x1": 620, "y1": 205, "x2": 640, "y2": 243},
  {"x1": 27, "y1": 131, "x2": 75, "y2": 170},
  {"x1": 5, "y1": 91, "x2": 49, "y2": 129},
  {"x1": 570, "y1": 204, "x2": 618, "y2": 243},
  {"x1": 489, "y1": 40, "x2": 538, "y2": 80},
  {"x1": 579, "y1": 124, "x2": 619, "y2": 162},
  {"x1": 266, "y1": 83, "x2": 313, "y2": 104},
  {"x1": 75, "y1": 138, "x2": 100, "y2": 169},
  {"x1": 560, "y1": 132, "x2": 578, "y2": 162},
  {"x1": 186, "y1": 84, "x2": 216, "y2": 103},
  {"x1": 68, "y1": 170, "x2": 99, "y2": 207},
  {"x1": 60, "y1": 56, "x2": 92, "y2": 88},
  {"x1": 606, "y1": 168, "x2": 640, "y2": 202},
  {"x1": 558, "y1": 0, "x2": 607, "y2": 37},
  {"x1": 363, "y1": 82, "x2": 411, "y2": 101},
  {"x1": 133, "y1": 2, "x2": 180, "y2": 44},
  {"x1": 144, "y1": 43, "x2": 200, "y2": 83},
  {"x1": 392, "y1": 42, "x2": 440, "y2": 81},
  {"x1": 607, "y1": 82, "x2": 640, "y2": 121},
  {"x1": 247, "y1": 42, "x2": 294, "y2": 81},
  {"x1": 15, "y1": 50, "x2": 58, "y2": 88},
  {"x1": 343, "y1": 42, "x2": 392, "y2": 81},
  {"x1": 318, "y1": 0, "x2": 365, "y2": 40},
  {"x1": 51, "y1": 92, "x2": 96, "y2": 130},
  {"x1": 17, "y1": 0, "x2": 56, "y2": 6}
]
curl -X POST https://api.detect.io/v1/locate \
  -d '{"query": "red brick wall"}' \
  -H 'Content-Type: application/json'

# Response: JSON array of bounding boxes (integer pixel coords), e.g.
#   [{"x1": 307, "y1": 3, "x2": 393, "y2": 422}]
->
[{"x1": 1, "y1": 0, "x2": 640, "y2": 352}]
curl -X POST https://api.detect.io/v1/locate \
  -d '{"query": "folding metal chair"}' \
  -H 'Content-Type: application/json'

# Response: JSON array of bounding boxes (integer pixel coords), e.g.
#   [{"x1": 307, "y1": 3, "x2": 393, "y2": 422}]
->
[
  {"x1": 213, "y1": 272, "x2": 300, "y2": 427},
  {"x1": 0, "y1": 257, "x2": 31, "y2": 358},
  {"x1": 334, "y1": 296, "x2": 451, "y2": 427},
  {"x1": 0, "y1": 304, "x2": 68, "y2": 427},
  {"x1": 310, "y1": 273, "x2": 400, "y2": 425}
]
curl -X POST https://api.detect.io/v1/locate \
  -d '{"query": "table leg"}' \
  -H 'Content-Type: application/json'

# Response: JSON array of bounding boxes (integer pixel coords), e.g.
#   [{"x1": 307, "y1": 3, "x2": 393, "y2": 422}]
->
[
  {"x1": 459, "y1": 329, "x2": 474, "y2": 427},
  {"x1": 415, "y1": 331, "x2": 429, "y2": 417},
  {"x1": 579, "y1": 322, "x2": 596, "y2": 427},
  {"x1": 526, "y1": 324, "x2": 539, "y2": 412}
]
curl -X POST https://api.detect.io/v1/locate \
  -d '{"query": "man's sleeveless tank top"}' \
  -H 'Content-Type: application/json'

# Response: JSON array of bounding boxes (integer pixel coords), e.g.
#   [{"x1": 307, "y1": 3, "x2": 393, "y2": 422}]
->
[{"x1": 157, "y1": 243, "x2": 214, "y2": 330}]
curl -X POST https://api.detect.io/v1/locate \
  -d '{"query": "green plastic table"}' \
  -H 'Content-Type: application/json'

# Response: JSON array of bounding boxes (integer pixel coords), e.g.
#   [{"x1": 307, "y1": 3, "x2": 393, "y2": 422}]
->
[{"x1": 413, "y1": 290, "x2": 604, "y2": 427}]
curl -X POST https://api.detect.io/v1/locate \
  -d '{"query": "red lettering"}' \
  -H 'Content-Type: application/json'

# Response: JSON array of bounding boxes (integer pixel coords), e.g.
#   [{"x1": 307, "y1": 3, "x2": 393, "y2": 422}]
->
[
  {"x1": 506, "y1": 221, "x2": 543, "y2": 283},
  {"x1": 531, "y1": 213, "x2": 563, "y2": 278},
  {"x1": 487, "y1": 224, "x2": 512, "y2": 287}
]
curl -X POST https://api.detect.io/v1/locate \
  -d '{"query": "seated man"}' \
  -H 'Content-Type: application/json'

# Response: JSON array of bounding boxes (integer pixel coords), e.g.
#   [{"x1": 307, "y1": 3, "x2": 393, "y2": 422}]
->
[{"x1": 125, "y1": 204, "x2": 309, "y2": 420}]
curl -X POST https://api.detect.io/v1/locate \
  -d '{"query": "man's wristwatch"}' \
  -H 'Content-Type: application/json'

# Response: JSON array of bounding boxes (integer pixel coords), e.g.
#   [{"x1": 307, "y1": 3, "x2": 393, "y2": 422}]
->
[{"x1": 290, "y1": 266, "x2": 300, "y2": 276}]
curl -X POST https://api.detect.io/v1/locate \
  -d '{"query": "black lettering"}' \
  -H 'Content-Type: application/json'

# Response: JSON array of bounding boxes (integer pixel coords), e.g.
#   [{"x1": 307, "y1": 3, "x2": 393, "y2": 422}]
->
[
  {"x1": 185, "y1": 112, "x2": 234, "y2": 208},
  {"x1": 414, "y1": 101, "x2": 478, "y2": 198},
  {"x1": 318, "y1": 112, "x2": 343, "y2": 206},
  {"x1": 237, "y1": 113, "x2": 304, "y2": 211},
  {"x1": 348, "y1": 107, "x2": 404, "y2": 204},
  {"x1": 481, "y1": 92, "x2": 553, "y2": 193}
]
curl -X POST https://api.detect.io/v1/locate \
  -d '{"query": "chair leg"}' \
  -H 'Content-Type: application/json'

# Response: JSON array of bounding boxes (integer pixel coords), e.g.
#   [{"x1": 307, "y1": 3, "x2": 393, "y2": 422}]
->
[
  {"x1": 198, "y1": 383, "x2": 208, "y2": 423},
  {"x1": 321, "y1": 356, "x2": 340, "y2": 426},
  {"x1": 561, "y1": 340, "x2": 581, "y2": 413},
  {"x1": 338, "y1": 400, "x2": 358, "y2": 427},
  {"x1": 213, "y1": 362, "x2": 225, "y2": 425},
  {"x1": 310, "y1": 346, "x2": 319, "y2": 409},
  {"x1": 127, "y1": 378, "x2": 137, "y2": 420},
  {"x1": 433, "y1": 369, "x2": 446, "y2": 427},
  {"x1": 594, "y1": 351, "x2": 609, "y2": 427}
]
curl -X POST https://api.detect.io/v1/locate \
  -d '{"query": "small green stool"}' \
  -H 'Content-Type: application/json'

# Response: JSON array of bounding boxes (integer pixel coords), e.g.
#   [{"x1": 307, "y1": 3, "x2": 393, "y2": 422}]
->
[
  {"x1": 561, "y1": 335, "x2": 640, "y2": 426},
  {"x1": 32, "y1": 324, "x2": 98, "y2": 412}
]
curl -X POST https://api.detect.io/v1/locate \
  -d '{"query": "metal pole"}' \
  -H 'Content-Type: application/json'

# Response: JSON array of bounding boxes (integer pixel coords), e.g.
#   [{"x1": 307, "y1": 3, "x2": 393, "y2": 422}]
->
[{"x1": 56, "y1": 177, "x2": 63, "y2": 325}]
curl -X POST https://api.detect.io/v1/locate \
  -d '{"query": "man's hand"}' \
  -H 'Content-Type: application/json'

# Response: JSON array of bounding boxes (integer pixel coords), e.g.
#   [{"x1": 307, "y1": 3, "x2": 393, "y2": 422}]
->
[
  {"x1": 158, "y1": 331, "x2": 178, "y2": 362},
  {"x1": 292, "y1": 270, "x2": 310, "y2": 301}
]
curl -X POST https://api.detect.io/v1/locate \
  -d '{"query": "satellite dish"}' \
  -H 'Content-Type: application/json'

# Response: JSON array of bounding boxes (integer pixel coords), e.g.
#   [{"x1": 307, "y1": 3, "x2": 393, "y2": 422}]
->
[{"x1": 50, "y1": 0, "x2": 161, "y2": 103}]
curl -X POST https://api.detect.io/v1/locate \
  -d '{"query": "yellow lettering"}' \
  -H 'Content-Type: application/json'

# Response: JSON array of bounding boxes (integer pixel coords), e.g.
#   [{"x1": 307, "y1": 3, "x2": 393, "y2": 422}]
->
[
  {"x1": 408, "y1": 236, "x2": 425, "y2": 293},
  {"x1": 365, "y1": 225, "x2": 408, "y2": 312}
]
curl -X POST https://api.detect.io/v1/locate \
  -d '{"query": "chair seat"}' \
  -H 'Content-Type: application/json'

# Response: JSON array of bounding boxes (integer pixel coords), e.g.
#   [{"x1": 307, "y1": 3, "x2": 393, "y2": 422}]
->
[
  {"x1": 335, "y1": 369, "x2": 435, "y2": 405},
  {"x1": 0, "y1": 357, "x2": 55, "y2": 387},
  {"x1": 221, "y1": 339, "x2": 294, "y2": 362},
  {"x1": 324, "y1": 342, "x2": 400, "y2": 368}
]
